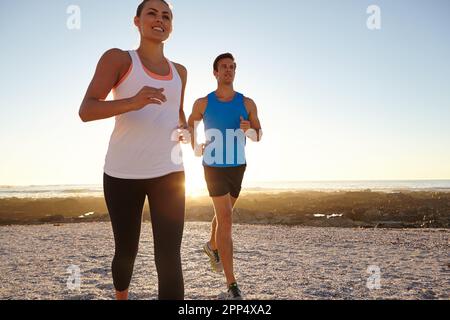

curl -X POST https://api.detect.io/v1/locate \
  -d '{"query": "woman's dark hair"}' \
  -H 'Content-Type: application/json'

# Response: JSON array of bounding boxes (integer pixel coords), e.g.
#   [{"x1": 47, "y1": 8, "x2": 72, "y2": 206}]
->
[
  {"x1": 213, "y1": 53, "x2": 235, "y2": 72},
  {"x1": 136, "y1": 0, "x2": 171, "y2": 17}
]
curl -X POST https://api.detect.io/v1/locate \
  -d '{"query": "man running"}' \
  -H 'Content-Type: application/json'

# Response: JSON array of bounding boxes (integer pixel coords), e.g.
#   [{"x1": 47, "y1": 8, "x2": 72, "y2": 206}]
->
[{"x1": 188, "y1": 53, "x2": 262, "y2": 300}]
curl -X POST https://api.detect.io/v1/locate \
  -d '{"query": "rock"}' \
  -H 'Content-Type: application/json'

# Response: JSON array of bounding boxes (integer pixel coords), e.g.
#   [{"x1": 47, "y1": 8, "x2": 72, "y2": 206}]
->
[
  {"x1": 374, "y1": 221, "x2": 410, "y2": 229},
  {"x1": 39, "y1": 215, "x2": 65, "y2": 223},
  {"x1": 362, "y1": 209, "x2": 383, "y2": 221}
]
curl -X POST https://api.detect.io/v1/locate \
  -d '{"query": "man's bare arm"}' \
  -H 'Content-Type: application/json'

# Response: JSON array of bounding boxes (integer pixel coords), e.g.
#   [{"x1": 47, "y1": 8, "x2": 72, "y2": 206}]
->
[
  {"x1": 244, "y1": 97, "x2": 263, "y2": 142},
  {"x1": 188, "y1": 97, "x2": 207, "y2": 150}
]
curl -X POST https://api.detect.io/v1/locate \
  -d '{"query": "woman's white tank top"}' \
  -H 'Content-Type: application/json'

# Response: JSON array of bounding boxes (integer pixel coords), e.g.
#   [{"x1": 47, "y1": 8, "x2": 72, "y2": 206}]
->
[{"x1": 103, "y1": 50, "x2": 184, "y2": 179}]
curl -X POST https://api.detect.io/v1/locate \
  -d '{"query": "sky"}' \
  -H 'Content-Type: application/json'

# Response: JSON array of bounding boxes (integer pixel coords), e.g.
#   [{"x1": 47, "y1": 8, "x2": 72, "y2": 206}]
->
[{"x1": 0, "y1": 0, "x2": 449, "y2": 190}]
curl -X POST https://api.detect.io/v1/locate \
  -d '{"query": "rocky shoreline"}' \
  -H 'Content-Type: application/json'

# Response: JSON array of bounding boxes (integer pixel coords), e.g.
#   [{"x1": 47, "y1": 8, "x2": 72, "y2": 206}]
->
[{"x1": 0, "y1": 190, "x2": 449, "y2": 228}]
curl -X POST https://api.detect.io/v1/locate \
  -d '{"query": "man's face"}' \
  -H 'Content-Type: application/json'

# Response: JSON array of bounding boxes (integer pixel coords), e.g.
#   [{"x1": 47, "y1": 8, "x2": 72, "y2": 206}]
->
[{"x1": 214, "y1": 58, "x2": 236, "y2": 85}]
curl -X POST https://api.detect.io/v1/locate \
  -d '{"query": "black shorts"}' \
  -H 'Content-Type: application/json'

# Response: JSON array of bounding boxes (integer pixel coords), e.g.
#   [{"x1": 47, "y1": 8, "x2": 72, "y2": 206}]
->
[{"x1": 203, "y1": 165, "x2": 246, "y2": 198}]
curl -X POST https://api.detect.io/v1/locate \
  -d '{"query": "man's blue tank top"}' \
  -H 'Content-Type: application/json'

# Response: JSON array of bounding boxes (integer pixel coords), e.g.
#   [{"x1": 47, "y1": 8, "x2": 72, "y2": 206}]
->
[{"x1": 202, "y1": 91, "x2": 249, "y2": 167}]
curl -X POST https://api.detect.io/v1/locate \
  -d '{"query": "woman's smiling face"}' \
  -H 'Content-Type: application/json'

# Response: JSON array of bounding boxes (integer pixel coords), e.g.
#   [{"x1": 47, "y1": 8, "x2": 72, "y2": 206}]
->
[{"x1": 135, "y1": 0, "x2": 173, "y2": 42}]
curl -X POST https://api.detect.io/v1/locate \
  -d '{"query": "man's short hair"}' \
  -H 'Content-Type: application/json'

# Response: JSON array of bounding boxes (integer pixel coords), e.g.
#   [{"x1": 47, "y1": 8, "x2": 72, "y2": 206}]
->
[{"x1": 213, "y1": 53, "x2": 235, "y2": 72}]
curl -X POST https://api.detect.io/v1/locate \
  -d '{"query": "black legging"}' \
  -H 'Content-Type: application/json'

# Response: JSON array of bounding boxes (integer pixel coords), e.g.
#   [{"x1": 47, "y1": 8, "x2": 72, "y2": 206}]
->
[{"x1": 103, "y1": 171, "x2": 185, "y2": 300}]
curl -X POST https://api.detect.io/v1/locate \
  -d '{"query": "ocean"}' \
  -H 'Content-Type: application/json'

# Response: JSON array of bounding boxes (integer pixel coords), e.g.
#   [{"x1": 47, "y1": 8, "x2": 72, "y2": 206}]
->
[{"x1": 1, "y1": 180, "x2": 449, "y2": 199}]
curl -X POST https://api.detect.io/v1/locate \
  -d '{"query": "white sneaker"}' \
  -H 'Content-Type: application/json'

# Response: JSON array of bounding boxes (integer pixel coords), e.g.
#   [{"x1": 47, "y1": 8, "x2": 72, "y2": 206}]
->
[
  {"x1": 227, "y1": 282, "x2": 243, "y2": 300},
  {"x1": 203, "y1": 242, "x2": 223, "y2": 273}
]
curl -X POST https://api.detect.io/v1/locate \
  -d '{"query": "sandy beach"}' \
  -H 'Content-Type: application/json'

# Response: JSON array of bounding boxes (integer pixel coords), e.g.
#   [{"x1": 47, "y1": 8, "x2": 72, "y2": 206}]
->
[{"x1": 0, "y1": 222, "x2": 448, "y2": 300}]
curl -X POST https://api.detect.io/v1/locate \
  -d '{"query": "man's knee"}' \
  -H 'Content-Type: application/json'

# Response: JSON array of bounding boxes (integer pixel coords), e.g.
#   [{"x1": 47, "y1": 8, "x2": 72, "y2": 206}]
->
[{"x1": 217, "y1": 215, "x2": 232, "y2": 231}]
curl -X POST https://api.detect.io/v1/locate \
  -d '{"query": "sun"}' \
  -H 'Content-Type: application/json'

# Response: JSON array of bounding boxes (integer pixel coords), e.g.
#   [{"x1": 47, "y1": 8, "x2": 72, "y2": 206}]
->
[{"x1": 181, "y1": 145, "x2": 208, "y2": 197}]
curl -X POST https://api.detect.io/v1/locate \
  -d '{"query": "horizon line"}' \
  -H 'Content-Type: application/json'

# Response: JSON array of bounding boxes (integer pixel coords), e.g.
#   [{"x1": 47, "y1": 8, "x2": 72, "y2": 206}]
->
[{"x1": 1, "y1": 178, "x2": 450, "y2": 188}]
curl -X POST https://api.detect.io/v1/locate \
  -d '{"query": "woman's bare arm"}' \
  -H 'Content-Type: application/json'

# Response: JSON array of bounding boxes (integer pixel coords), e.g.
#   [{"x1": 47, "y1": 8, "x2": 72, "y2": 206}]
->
[{"x1": 78, "y1": 49, "x2": 166, "y2": 122}]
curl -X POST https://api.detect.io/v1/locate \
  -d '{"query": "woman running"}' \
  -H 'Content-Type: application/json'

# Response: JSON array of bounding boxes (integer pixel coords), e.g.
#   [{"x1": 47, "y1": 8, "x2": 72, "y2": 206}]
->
[{"x1": 78, "y1": 0, "x2": 188, "y2": 300}]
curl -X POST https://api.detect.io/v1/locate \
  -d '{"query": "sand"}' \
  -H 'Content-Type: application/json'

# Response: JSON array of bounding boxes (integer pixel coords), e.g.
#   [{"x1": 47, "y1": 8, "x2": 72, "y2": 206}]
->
[{"x1": 0, "y1": 222, "x2": 448, "y2": 300}]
